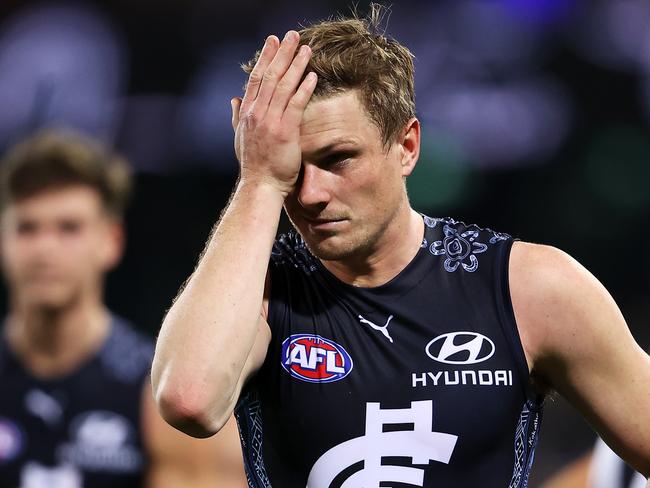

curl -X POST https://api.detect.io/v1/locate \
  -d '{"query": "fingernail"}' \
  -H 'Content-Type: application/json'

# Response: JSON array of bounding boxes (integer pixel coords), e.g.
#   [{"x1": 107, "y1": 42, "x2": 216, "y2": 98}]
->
[
  {"x1": 284, "y1": 30, "x2": 296, "y2": 41},
  {"x1": 299, "y1": 45, "x2": 310, "y2": 56}
]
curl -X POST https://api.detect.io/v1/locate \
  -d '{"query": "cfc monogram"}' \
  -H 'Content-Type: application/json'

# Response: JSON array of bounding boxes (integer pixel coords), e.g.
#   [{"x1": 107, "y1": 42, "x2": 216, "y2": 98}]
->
[{"x1": 307, "y1": 401, "x2": 458, "y2": 487}]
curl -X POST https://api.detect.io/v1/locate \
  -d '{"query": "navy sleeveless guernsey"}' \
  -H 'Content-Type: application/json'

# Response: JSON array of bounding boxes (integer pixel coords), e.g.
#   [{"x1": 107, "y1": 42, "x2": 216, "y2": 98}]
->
[
  {"x1": 0, "y1": 317, "x2": 153, "y2": 488},
  {"x1": 236, "y1": 216, "x2": 544, "y2": 488}
]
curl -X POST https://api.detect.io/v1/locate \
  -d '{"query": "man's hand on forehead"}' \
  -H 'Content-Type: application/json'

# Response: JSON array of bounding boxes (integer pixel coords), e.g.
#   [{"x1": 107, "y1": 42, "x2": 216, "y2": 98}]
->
[{"x1": 230, "y1": 31, "x2": 317, "y2": 197}]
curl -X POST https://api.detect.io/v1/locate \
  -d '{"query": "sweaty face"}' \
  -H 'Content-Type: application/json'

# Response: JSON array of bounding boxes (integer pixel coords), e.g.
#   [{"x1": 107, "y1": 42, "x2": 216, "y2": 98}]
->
[
  {"x1": 0, "y1": 186, "x2": 122, "y2": 311},
  {"x1": 284, "y1": 90, "x2": 409, "y2": 262}
]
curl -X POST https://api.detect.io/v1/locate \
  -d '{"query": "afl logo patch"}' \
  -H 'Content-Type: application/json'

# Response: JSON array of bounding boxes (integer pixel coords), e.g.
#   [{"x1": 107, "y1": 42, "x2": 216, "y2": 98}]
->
[
  {"x1": 281, "y1": 334, "x2": 353, "y2": 383},
  {"x1": 426, "y1": 332, "x2": 495, "y2": 365}
]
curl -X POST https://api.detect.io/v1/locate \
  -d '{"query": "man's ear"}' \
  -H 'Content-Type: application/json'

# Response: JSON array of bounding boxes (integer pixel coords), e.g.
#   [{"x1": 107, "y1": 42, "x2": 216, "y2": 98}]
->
[
  {"x1": 100, "y1": 217, "x2": 125, "y2": 271},
  {"x1": 398, "y1": 118, "x2": 420, "y2": 177}
]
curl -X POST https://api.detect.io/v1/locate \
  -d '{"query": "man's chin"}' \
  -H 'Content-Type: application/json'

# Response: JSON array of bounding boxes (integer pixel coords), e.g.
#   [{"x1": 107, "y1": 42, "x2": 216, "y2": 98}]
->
[
  {"x1": 20, "y1": 287, "x2": 76, "y2": 312},
  {"x1": 308, "y1": 246, "x2": 352, "y2": 262},
  {"x1": 301, "y1": 233, "x2": 367, "y2": 262}
]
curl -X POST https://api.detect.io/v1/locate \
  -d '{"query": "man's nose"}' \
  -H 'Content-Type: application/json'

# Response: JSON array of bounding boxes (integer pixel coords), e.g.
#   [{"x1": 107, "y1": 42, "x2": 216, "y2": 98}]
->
[
  {"x1": 31, "y1": 228, "x2": 61, "y2": 255},
  {"x1": 296, "y1": 164, "x2": 330, "y2": 208}
]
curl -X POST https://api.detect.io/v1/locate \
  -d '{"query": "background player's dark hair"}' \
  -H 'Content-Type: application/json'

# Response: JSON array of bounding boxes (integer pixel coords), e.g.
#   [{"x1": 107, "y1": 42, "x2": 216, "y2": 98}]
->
[
  {"x1": 0, "y1": 129, "x2": 132, "y2": 217},
  {"x1": 242, "y1": 3, "x2": 415, "y2": 149}
]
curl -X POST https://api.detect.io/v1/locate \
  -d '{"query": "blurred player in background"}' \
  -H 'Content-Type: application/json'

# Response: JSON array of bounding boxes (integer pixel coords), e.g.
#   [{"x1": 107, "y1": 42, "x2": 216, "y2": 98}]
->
[
  {"x1": 543, "y1": 437, "x2": 646, "y2": 488},
  {"x1": 0, "y1": 130, "x2": 246, "y2": 487}
]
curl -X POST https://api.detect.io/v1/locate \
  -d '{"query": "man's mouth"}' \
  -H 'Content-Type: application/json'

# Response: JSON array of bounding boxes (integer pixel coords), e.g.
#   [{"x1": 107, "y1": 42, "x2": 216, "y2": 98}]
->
[{"x1": 302, "y1": 216, "x2": 346, "y2": 230}]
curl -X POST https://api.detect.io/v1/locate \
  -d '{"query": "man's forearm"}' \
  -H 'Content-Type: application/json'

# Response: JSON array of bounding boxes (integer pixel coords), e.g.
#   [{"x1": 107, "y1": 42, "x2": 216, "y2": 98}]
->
[
  {"x1": 151, "y1": 180, "x2": 283, "y2": 435},
  {"x1": 153, "y1": 26, "x2": 316, "y2": 437}
]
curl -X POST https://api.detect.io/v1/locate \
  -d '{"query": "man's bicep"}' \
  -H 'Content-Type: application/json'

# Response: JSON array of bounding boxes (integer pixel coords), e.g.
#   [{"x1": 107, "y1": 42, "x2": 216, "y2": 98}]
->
[
  {"x1": 262, "y1": 266, "x2": 272, "y2": 321},
  {"x1": 227, "y1": 268, "x2": 272, "y2": 416},
  {"x1": 237, "y1": 315, "x2": 272, "y2": 391},
  {"x1": 247, "y1": 266, "x2": 272, "y2": 381},
  {"x1": 554, "y1": 321, "x2": 650, "y2": 478},
  {"x1": 511, "y1": 242, "x2": 650, "y2": 475},
  {"x1": 553, "y1": 339, "x2": 650, "y2": 458}
]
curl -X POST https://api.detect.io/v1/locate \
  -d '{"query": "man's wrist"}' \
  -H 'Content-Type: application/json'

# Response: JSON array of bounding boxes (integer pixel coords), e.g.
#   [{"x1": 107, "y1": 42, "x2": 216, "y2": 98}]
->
[{"x1": 237, "y1": 176, "x2": 291, "y2": 203}]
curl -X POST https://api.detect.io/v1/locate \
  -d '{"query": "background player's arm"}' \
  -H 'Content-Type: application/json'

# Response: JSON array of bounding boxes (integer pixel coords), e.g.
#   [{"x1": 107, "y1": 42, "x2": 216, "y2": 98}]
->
[
  {"x1": 539, "y1": 453, "x2": 591, "y2": 488},
  {"x1": 151, "y1": 31, "x2": 317, "y2": 437},
  {"x1": 141, "y1": 382, "x2": 247, "y2": 487},
  {"x1": 510, "y1": 242, "x2": 650, "y2": 477}
]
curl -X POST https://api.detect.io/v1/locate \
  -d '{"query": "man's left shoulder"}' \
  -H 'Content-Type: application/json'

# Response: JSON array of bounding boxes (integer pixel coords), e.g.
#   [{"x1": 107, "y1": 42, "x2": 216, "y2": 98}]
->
[
  {"x1": 509, "y1": 241, "x2": 589, "y2": 293},
  {"x1": 508, "y1": 241, "x2": 613, "y2": 364}
]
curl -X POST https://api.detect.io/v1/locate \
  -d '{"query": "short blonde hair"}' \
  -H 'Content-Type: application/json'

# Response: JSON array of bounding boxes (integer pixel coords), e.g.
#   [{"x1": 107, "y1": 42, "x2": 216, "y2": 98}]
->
[{"x1": 242, "y1": 4, "x2": 415, "y2": 147}]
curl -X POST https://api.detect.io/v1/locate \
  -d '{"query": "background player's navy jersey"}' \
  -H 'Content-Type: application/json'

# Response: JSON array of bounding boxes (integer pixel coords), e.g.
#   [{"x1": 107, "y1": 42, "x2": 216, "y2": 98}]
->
[
  {"x1": 236, "y1": 216, "x2": 544, "y2": 488},
  {"x1": 0, "y1": 316, "x2": 153, "y2": 488}
]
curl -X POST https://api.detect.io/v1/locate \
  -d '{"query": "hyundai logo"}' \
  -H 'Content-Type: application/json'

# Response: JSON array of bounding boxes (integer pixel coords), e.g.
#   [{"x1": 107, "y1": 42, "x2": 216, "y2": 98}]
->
[{"x1": 425, "y1": 332, "x2": 495, "y2": 365}]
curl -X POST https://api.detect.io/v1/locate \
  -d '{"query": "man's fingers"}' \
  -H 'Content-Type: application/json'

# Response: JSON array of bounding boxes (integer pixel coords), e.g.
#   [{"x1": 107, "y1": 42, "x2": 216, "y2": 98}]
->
[
  {"x1": 231, "y1": 97, "x2": 242, "y2": 131},
  {"x1": 253, "y1": 31, "x2": 301, "y2": 113},
  {"x1": 242, "y1": 36, "x2": 279, "y2": 107},
  {"x1": 281, "y1": 72, "x2": 318, "y2": 126},
  {"x1": 266, "y1": 44, "x2": 312, "y2": 120}
]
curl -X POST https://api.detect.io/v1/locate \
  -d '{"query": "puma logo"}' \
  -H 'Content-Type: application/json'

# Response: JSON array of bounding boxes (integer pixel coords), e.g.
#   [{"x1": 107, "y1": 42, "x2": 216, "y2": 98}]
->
[{"x1": 358, "y1": 314, "x2": 394, "y2": 343}]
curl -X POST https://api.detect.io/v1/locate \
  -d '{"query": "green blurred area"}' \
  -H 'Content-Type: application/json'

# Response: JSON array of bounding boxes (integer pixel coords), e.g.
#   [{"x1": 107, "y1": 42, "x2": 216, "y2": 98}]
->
[{"x1": 407, "y1": 130, "x2": 476, "y2": 212}]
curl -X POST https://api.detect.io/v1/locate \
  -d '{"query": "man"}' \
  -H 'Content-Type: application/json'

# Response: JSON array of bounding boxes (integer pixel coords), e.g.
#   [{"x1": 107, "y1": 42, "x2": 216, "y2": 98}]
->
[
  {"x1": 151, "y1": 6, "x2": 650, "y2": 487},
  {"x1": 0, "y1": 130, "x2": 246, "y2": 487}
]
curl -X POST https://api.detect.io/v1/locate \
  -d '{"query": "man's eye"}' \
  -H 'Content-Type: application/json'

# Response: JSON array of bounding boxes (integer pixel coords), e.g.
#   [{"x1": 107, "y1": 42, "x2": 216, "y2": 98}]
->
[
  {"x1": 321, "y1": 153, "x2": 353, "y2": 168},
  {"x1": 60, "y1": 221, "x2": 81, "y2": 234},
  {"x1": 16, "y1": 222, "x2": 37, "y2": 235}
]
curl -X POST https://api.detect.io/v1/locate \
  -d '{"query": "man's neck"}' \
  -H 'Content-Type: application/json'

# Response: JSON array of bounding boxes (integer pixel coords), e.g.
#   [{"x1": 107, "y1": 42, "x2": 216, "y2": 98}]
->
[
  {"x1": 321, "y1": 205, "x2": 424, "y2": 288},
  {"x1": 5, "y1": 299, "x2": 111, "y2": 379}
]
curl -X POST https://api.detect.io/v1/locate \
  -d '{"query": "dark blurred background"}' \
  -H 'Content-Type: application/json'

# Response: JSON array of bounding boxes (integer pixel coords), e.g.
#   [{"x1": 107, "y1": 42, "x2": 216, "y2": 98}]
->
[{"x1": 0, "y1": 0, "x2": 648, "y2": 484}]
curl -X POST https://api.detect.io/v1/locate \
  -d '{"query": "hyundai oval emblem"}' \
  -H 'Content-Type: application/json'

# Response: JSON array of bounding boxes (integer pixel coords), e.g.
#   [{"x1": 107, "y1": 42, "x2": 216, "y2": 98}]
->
[{"x1": 425, "y1": 332, "x2": 495, "y2": 365}]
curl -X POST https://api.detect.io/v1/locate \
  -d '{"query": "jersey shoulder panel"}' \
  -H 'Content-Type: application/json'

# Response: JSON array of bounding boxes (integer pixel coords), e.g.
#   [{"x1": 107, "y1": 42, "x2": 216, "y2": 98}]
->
[
  {"x1": 99, "y1": 317, "x2": 153, "y2": 385},
  {"x1": 271, "y1": 230, "x2": 318, "y2": 275},
  {"x1": 421, "y1": 216, "x2": 513, "y2": 276}
]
